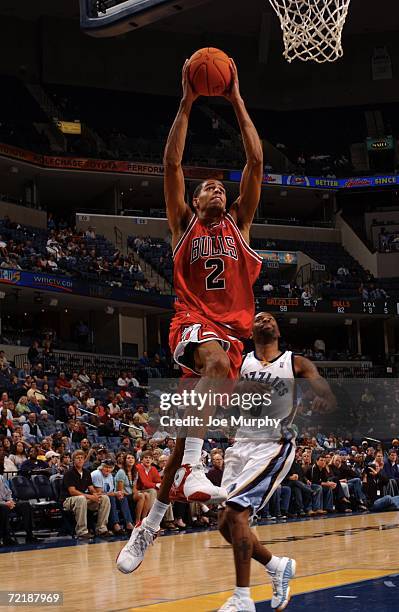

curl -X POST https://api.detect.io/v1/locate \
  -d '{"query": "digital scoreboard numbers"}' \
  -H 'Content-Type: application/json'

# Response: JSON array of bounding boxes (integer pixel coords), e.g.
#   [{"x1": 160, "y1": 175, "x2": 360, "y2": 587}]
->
[
  {"x1": 362, "y1": 301, "x2": 390, "y2": 315},
  {"x1": 263, "y1": 297, "x2": 395, "y2": 315}
]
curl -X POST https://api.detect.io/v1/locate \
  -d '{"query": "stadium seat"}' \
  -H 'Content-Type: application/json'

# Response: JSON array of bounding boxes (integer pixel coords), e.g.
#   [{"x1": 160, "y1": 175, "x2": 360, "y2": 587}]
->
[{"x1": 10, "y1": 475, "x2": 39, "y2": 502}]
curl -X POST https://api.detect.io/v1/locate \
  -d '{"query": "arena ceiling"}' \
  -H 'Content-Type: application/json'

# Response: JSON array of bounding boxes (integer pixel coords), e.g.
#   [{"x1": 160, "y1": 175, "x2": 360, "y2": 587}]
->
[{"x1": 1, "y1": 0, "x2": 398, "y2": 38}]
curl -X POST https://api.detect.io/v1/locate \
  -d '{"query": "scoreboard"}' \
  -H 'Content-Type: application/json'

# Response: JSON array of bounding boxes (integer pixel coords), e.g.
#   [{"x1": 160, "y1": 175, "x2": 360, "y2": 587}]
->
[{"x1": 260, "y1": 297, "x2": 396, "y2": 315}]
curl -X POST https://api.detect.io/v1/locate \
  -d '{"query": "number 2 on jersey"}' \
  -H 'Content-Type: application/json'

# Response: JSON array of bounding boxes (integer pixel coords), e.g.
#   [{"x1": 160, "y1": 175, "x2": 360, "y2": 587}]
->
[{"x1": 205, "y1": 257, "x2": 225, "y2": 290}]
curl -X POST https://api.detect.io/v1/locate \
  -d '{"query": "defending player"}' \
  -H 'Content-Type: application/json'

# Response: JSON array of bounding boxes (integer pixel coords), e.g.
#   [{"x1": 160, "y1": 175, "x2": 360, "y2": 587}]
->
[
  {"x1": 218, "y1": 312, "x2": 336, "y2": 612},
  {"x1": 117, "y1": 58, "x2": 263, "y2": 574}
]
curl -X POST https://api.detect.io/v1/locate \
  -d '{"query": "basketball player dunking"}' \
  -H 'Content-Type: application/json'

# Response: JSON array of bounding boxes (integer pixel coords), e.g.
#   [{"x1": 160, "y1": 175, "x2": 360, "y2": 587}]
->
[
  {"x1": 218, "y1": 312, "x2": 336, "y2": 612},
  {"x1": 117, "y1": 59, "x2": 263, "y2": 573}
]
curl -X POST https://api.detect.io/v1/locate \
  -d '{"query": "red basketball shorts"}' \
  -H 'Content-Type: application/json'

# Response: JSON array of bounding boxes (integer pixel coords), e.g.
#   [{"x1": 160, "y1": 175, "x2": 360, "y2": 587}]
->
[{"x1": 169, "y1": 309, "x2": 243, "y2": 379}]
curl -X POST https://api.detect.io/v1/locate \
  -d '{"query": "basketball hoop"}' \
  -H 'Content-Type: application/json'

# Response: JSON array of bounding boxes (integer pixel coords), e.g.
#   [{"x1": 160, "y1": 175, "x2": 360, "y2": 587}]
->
[{"x1": 268, "y1": 0, "x2": 351, "y2": 63}]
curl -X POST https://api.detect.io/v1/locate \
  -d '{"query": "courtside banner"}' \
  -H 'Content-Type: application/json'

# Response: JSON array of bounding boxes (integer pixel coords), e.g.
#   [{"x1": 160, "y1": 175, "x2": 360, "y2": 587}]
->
[{"x1": 0, "y1": 268, "x2": 174, "y2": 308}]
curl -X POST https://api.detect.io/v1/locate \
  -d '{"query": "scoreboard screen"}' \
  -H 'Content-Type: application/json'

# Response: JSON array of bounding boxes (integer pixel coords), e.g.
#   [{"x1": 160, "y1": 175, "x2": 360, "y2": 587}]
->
[{"x1": 261, "y1": 297, "x2": 395, "y2": 315}]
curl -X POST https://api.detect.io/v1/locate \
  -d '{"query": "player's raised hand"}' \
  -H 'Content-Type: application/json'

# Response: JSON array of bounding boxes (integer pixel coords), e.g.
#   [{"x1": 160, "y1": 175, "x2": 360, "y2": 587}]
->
[
  {"x1": 223, "y1": 59, "x2": 241, "y2": 103},
  {"x1": 182, "y1": 59, "x2": 199, "y2": 104}
]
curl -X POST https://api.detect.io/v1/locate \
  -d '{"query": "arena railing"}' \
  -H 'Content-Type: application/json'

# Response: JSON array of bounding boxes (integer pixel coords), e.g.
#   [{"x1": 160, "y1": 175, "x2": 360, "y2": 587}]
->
[{"x1": 14, "y1": 349, "x2": 139, "y2": 377}]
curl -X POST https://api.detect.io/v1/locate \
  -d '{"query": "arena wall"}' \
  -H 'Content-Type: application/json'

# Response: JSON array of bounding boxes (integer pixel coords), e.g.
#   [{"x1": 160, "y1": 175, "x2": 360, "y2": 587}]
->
[{"x1": 0, "y1": 201, "x2": 47, "y2": 229}]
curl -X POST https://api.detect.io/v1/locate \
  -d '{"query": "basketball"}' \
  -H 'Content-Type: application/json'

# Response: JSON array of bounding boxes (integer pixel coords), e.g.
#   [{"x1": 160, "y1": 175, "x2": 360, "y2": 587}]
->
[{"x1": 187, "y1": 47, "x2": 232, "y2": 96}]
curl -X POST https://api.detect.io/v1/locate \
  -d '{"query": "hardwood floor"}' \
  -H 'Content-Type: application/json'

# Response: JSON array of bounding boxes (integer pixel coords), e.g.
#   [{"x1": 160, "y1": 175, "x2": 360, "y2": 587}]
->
[{"x1": 2, "y1": 512, "x2": 399, "y2": 611}]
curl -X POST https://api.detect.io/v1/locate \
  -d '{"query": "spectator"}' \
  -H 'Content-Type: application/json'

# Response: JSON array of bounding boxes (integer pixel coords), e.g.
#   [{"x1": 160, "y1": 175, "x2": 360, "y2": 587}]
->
[
  {"x1": 38, "y1": 410, "x2": 57, "y2": 436},
  {"x1": 383, "y1": 450, "x2": 399, "y2": 486},
  {"x1": 133, "y1": 405, "x2": 148, "y2": 425},
  {"x1": 135, "y1": 451, "x2": 161, "y2": 508},
  {"x1": 90, "y1": 446, "x2": 110, "y2": 470},
  {"x1": 0, "y1": 455, "x2": 39, "y2": 544},
  {"x1": 329, "y1": 454, "x2": 367, "y2": 511},
  {"x1": 58, "y1": 452, "x2": 72, "y2": 475},
  {"x1": 310, "y1": 454, "x2": 335, "y2": 512},
  {"x1": 206, "y1": 453, "x2": 224, "y2": 487},
  {"x1": 15, "y1": 396, "x2": 30, "y2": 417},
  {"x1": 78, "y1": 369, "x2": 90, "y2": 385},
  {"x1": 0, "y1": 351, "x2": 11, "y2": 374},
  {"x1": 125, "y1": 371, "x2": 140, "y2": 387},
  {"x1": 18, "y1": 362, "x2": 31, "y2": 382},
  {"x1": 117, "y1": 372, "x2": 128, "y2": 387},
  {"x1": 115, "y1": 453, "x2": 150, "y2": 524},
  {"x1": 91, "y1": 458, "x2": 134, "y2": 534},
  {"x1": 76, "y1": 321, "x2": 90, "y2": 349},
  {"x1": 22, "y1": 413, "x2": 43, "y2": 442},
  {"x1": 61, "y1": 449, "x2": 111, "y2": 539},
  {"x1": 0, "y1": 408, "x2": 14, "y2": 438},
  {"x1": 69, "y1": 372, "x2": 81, "y2": 391},
  {"x1": 56, "y1": 372, "x2": 71, "y2": 390},
  {"x1": 162, "y1": 438, "x2": 175, "y2": 457},
  {"x1": 27, "y1": 341, "x2": 40, "y2": 365},
  {"x1": 283, "y1": 449, "x2": 315, "y2": 517},
  {"x1": 27, "y1": 382, "x2": 46, "y2": 404},
  {"x1": 44, "y1": 450, "x2": 61, "y2": 474},
  {"x1": 19, "y1": 447, "x2": 48, "y2": 478},
  {"x1": 8, "y1": 441, "x2": 27, "y2": 469}
]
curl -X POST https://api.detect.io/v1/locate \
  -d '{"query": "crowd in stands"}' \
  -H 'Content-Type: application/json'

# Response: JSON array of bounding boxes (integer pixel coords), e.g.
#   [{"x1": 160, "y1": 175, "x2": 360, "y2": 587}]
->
[
  {"x1": 129, "y1": 235, "x2": 399, "y2": 301},
  {"x1": 379, "y1": 227, "x2": 399, "y2": 253},
  {"x1": 0, "y1": 340, "x2": 399, "y2": 546},
  {"x1": 0, "y1": 217, "x2": 161, "y2": 293}
]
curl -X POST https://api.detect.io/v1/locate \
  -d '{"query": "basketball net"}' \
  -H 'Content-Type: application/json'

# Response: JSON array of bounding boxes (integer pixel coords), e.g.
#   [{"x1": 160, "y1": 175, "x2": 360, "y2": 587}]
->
[{"x1": 268, "y1": 0, "x2": 351, "y2": 63}]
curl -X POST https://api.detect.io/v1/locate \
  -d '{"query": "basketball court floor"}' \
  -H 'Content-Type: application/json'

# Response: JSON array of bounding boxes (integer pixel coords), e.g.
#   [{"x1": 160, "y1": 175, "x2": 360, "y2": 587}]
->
[{"x1": 2, "y1": 511, "x2": 399, "y2": 611}]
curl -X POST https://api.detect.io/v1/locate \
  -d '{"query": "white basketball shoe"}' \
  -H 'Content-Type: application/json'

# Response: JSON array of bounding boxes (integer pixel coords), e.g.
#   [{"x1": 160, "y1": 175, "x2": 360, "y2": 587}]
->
[
  {"x1": 218, "y1": 595, "x2": 256, "y2": 611},
  {"x1": 267, "y1": 557, "x2": 296, "y2": 610},
  {"x1": 116, "y1": 518, "x2": 158, "y2": 574}
]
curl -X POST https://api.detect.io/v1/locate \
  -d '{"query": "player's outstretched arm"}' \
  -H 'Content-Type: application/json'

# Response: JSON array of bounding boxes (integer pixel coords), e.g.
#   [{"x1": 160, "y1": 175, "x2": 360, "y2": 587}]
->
[
  {"x1": 294, "y1": 355, "x2": 337, "y2": 413},
  {"x1": 163, "y1": 61, "x2": 197, "y2": 241},
  {"x1": 226, "y1": 60, "x2": 263, "y2": 239}
]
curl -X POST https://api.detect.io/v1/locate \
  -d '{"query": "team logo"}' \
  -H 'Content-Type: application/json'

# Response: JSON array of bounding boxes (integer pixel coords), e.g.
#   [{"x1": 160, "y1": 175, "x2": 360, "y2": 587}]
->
[
  {"x1": 286, "y1": 175, "x2": 310, "y2": 187},
  {"x1": 181, "y1": 324, "x2": 201, "y2": 343},
  {"x1": 0, "y1": 269, "x2": 21, "y2": 284}
]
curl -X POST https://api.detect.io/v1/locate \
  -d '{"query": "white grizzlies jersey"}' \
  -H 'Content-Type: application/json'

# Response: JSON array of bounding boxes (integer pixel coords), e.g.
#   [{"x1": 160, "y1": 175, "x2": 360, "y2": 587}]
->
[{"x1": 236, "y1": 350, "x2": 296, "y2": 441}]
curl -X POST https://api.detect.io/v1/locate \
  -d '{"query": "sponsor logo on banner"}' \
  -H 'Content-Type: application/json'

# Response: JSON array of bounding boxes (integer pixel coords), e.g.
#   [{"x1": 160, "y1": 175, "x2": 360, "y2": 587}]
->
[
  {"x1": 0, "y1": 270, "x2": 21, "y2": 284},
  {"x1": 127, "y1": 163, "x2": 163, "y2": 175},
  {"x1": 32, "y1": 275, "x2": 73, "y2": 292},
  {"x1": 262, "y1": 174, "x2": 282, "y2": 184},
  {"x1": 286, "y1": 175, "x2": 310, "y2": 187},
  {"x1": 343, "y1": 178, "x2": 373, "y2": 188}
]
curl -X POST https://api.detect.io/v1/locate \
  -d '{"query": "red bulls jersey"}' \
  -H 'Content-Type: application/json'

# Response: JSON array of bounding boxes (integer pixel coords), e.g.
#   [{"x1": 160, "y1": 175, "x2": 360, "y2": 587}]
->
[{"x1": 173, "y1": 213, "x2": 262, "y2": 338}]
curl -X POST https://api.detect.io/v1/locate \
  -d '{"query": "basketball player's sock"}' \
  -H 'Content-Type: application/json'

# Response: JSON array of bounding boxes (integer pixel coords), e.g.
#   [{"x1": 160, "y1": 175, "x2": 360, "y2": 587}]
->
[
  {"x1": 234, "y1": 587, "x2": 251, "y2": 600},
  {"x1": 181, "y1": 437, "x2": 203, "y2": 466},
  {"x1": 265, "y1": 555, "x2": 280, "y2": 573},
  {"x1": 144, "y1": 500, "x2": 169, "y2": 531}
]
